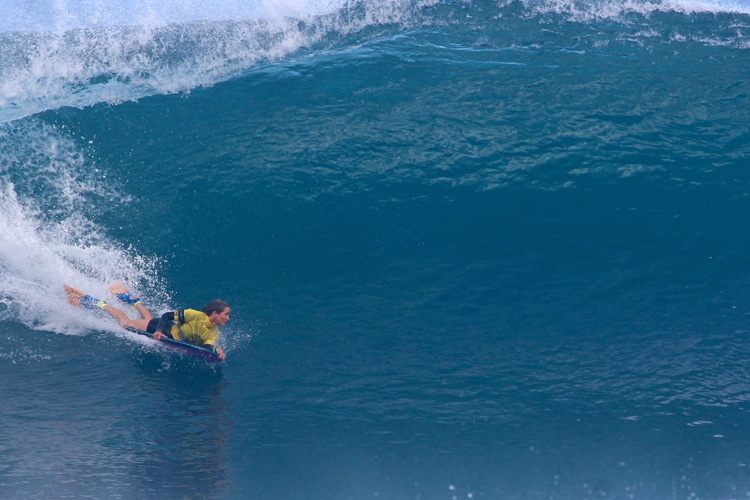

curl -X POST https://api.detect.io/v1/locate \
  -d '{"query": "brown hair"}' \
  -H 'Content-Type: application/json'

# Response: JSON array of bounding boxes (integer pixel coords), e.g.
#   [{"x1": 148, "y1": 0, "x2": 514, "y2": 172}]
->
[{"x1": 203, "y1": 300, "x2": 229, "y2": 317}]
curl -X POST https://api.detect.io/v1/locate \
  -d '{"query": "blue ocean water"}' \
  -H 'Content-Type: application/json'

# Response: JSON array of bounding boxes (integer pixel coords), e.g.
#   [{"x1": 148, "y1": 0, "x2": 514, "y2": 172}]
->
[{"x1": 2, "y1": 0, "x2": 750, "y2": 498}]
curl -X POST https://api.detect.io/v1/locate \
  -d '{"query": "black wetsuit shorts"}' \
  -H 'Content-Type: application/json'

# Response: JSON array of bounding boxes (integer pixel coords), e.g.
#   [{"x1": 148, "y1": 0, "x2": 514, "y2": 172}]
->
[{"x1": 146, "y1": 318, "x2": 159, "y2": 333}]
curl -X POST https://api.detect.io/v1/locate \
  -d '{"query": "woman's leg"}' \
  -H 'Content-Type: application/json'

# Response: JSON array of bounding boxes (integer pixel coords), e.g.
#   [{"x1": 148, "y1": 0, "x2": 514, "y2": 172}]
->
[
  {"x1": 102, "y1": 304, "x2": 153, "y2": 331},
  {"x1": 108, "y1": 283, "x2": 152, "y2": 321},
  {"x1": 132, "y1": 302, "x2": 153, "y2": 321}
]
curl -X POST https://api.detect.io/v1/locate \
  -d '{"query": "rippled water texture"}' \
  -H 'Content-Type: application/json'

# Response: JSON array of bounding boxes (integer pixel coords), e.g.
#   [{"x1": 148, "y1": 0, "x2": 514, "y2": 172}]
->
[{"x1": 2, "y1": 0, "x2": 750, "y2": 498}]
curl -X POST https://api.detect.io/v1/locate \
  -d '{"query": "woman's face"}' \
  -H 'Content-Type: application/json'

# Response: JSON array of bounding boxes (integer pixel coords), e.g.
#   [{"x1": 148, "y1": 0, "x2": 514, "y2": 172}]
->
[{"x1": 211, "y1": 307, "x2": 231, "y2": 326}]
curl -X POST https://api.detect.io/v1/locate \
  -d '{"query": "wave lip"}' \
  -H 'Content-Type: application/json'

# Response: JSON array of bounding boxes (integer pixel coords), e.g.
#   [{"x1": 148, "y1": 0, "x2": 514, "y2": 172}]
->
[
  {"x1": 0, "y1": 0, "x2": 419, "y2": 123},
  {"x1": 0, "y1": 20, "x2": 314, "y2": 122},
  {"x1": 2, "y1": 0, "x2": 749, "y2": 123}
]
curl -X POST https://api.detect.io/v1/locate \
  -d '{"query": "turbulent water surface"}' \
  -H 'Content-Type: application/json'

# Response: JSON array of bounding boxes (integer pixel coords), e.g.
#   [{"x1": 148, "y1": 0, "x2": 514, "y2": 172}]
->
[{"x1": 2, "y1": 0, "x2": 750, "y2": 498}]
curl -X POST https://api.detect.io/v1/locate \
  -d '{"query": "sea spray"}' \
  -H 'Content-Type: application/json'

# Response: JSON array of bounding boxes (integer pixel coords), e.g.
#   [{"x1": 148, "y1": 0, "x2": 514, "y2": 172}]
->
[{"x1": 0, "y1": 119, "x2": 163, "y2": 334}]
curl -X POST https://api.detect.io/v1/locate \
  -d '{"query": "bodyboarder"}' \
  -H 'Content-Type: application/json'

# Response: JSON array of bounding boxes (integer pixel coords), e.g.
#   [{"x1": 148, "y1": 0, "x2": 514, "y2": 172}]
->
[{"x1": 64, "y1": 283, "x2": 228, "y2": 361}]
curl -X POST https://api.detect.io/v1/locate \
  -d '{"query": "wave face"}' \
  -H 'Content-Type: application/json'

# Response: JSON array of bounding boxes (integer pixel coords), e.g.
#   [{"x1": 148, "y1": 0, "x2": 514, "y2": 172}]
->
[{"x1": 3, "y1": 0, "x2": 750, "y2": 499}]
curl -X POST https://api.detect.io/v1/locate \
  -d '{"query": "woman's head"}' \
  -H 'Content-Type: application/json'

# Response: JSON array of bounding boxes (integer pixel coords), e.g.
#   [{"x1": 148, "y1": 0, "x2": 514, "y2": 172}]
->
[
  {"x1": 203, "y1": 300, "x2": 229, "y2": 316},
  {"x1": 204, "y1": 300, "x2": 230, "y2": 326}
]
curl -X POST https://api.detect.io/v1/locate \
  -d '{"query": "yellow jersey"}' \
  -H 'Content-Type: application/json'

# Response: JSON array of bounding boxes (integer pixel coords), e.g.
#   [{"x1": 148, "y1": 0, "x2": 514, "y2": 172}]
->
[{"x1": 165, "y1": 308, "x2": 220, "y2": 347}]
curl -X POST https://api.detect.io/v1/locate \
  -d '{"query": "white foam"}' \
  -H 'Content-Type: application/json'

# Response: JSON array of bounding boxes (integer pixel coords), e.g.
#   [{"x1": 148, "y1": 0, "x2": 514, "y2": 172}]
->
[
  {"x1": 657, "y1": 0, "x2": 750, "y2": 14},
  {"x1": 2, "y1": 0, "x2": 349, "y2": 33},
  {"x1": 524, "y1": 0, "x2": 750, "y2": 20}
]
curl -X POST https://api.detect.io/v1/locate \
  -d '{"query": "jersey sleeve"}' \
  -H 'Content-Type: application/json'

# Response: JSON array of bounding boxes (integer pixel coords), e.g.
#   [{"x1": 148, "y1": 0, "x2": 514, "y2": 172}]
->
[{"x1": 202, "y1": 329, "x2": 220, "y2": 346}]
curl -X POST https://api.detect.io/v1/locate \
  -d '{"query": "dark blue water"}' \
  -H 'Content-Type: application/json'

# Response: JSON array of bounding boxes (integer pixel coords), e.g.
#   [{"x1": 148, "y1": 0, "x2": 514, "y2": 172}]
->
[{"x1": 2, "y1": 0, "x2": 750, "y2": 498}]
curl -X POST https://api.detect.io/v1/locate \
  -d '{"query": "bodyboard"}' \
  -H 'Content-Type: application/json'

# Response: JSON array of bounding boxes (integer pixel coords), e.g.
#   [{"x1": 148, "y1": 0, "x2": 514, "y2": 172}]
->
[{"x1": 125, "y1": 327, "x2": 223, "y2": 363}]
